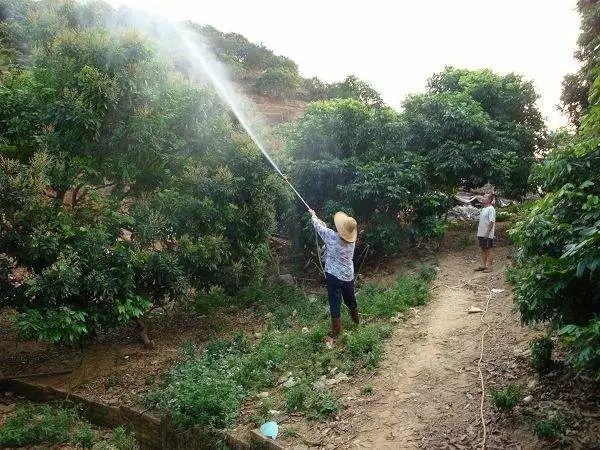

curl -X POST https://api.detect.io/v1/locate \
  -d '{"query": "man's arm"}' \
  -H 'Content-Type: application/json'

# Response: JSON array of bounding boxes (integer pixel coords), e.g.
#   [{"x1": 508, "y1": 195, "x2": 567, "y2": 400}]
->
[{"x1": 309, "y1": 210, "x2": 336, "y2": 242}]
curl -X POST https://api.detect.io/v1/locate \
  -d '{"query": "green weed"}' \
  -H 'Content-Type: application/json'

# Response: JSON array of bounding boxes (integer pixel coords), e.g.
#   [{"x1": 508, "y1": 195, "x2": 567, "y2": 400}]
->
[
  {"x1": 0, "y1": 403, "x2": 136, "y2": 449},
  {"x1": 71, "y1": 423, "x2": 95, "y2": 448},
  {"x1": 361, "y1": 384, "x2": 374, "y2": 395},
  {"x1": 0, "y1": 404, "x2": 74, "y2": 446},
  {"x1": 359, "y1": 274, "x2": 431, "y2": 318},
  {"x1": 285, "y1": 384, "x2": 310, "y2": 413},
  {"x1": 102, "y1": 426, "x2": 139, "y2": 450},
  {"x1": 533, "y1": 414, "x2": 566, "y2": 439},
  {"x1": 343, "y1": 324, "x2": 391, "y2": 369},
  {"x1": 282, "y1": 427, "x2": 299, "y2": 438},
  {"x1": 284, "y1": 384, "x2": 339, "y2": 420},
  {"x1": 152, "y1": 273, "x2": 433, "y2": 428},
  {"x1": 490, "y1": 383, "x2": 520, "y2": 411},
  {"x1": 531, "y1": 337, "x2": 554, "y2": 373}
]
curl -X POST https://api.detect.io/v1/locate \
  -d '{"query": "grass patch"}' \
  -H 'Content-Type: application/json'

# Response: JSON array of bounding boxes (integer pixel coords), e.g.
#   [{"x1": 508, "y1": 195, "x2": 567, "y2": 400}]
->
[
  {"x1": 0, "y1": 403, "x2": 137, "y2": 448},
  {"x1": 490, "y1": 383, "x2": 520, "y2": 411},
  {"x1": 361, "y1": 384, "x2": 374, "y2": 395},
  {"x1": 531, "y1": 337, "x2": 554, "y2": 373},
  {"x1": 284, "y1": 383, "x2": 339, "y2": 420},
  {"x1": 533, "y1": 414, "x2": 567, "y2": 439},
  {"x1": 150, "y1": 268, "x2": 435, "y2": 429},
  {"x1": 359, "y1": 268, "x2": 434, "y2": 318}
]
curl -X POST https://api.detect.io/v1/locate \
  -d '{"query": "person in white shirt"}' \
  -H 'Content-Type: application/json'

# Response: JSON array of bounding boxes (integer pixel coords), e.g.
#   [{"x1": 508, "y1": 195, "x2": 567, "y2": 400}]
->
[
  {"x1": 476, "y1": 194, "x2": 496, "y2": 272},
  {"x1": 309, "y1": 209, "x2": 359, "y2": 346}
]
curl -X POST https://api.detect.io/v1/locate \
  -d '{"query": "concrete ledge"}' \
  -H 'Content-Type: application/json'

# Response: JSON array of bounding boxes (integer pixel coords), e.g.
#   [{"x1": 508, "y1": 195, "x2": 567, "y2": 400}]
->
[{"x1": 250, "y1": 429, "x2": 285, "y2": 450}]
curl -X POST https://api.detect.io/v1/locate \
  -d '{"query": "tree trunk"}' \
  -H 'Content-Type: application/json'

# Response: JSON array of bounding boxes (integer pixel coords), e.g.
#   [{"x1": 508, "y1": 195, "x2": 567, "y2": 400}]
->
[{"x1": 135, "y1": 318, "x2": 154, "y2": 349}]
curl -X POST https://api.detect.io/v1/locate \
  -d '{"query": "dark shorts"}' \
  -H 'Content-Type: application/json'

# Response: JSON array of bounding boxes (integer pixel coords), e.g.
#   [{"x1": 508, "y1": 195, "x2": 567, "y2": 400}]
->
[
  {"x1": 325, "y1": 273, "x2": 357, "y2": 319},
  {"x1": 478, "y1": 237, "x2": 494, "y2": 249}
]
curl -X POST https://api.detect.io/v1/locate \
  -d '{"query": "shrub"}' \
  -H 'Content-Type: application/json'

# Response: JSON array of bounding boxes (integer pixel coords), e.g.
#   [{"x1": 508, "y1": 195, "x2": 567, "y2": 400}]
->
[
  {"x1": 0, "y1": 404, "x2": 73, "y2": 446},
  {"x1": 284, "y1": 384, "x2": 339, "y2": 420},
  {"x1": 533, "y1": 414, "x2": 566, "y2": 439},
  {"x1": 71, "y1": 423, "x2": 95, "y2": 449},
  {"x1": 490, "y1": 383, "x2": 520, "y2": 411},
  {"x1": 530, "y1": 337, "x2": 554, "y2": 373},
  {"x1": 559, "y1": 320, "x2": 600, "y2": 380},
  {"x1": 508, "y1": 60, "x2": 600, "y2": 377}
]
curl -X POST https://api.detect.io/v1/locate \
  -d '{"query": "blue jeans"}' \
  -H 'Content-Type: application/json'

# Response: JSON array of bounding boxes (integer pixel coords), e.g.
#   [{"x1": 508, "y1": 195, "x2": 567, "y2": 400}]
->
[{"x1": 325, "y1": 273, "x2": 357, "y2": 319}]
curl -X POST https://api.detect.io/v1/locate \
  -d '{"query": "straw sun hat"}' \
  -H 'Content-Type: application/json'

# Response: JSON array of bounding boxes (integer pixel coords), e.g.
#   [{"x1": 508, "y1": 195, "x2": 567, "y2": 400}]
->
[{"x1": 334, "y1": 211, "x2": 358, "y2": 243}]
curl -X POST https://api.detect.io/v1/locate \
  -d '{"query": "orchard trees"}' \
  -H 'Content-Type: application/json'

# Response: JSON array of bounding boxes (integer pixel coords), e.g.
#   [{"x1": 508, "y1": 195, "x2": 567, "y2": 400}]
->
[
  {"x1": 403, "y1": 67, "x2": 546, "y2": 198},
  {"x1": 509, "y1": 1, "x2": 600, "y2": 379},
  {"x1": 286, "y1": 99, "x2": 448, "y2": 254},
  {"x1": 0, "y1": 0, "x2": 285, "y2": 344}
]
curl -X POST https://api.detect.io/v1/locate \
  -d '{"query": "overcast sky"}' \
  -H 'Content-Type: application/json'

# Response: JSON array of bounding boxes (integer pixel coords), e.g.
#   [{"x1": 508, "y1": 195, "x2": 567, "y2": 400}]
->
[{"x1": 107, "y1": 0, "x2": 581, "y2": 129}]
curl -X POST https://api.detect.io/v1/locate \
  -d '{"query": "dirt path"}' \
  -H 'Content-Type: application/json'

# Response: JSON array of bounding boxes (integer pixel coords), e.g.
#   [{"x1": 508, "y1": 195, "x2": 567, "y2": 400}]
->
[{"x1": 295, "y1": 240, "x2": 549, "y2": 449}]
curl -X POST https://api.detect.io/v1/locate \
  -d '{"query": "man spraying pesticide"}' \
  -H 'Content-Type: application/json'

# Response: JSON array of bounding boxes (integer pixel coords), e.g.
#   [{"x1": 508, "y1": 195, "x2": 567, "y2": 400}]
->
[
  {"x1": 309, "y1": 209, "x2": 360, "y2": 346},
  {"x1": 280, "y1": 177, "x2": 360, "y2": 346}
]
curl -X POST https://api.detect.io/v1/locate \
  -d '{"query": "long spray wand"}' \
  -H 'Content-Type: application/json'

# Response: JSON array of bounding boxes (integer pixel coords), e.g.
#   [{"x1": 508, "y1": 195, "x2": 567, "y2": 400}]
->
[{"x1": 176, "y1": 26, "x2": 311, "y2": 211}]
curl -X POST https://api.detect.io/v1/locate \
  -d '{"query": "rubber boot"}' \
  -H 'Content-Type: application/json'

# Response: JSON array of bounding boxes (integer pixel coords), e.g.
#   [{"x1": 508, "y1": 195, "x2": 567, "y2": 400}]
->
[
  {"x1": 331, "y1": 317, "x2": 342, "y2": 337},
  {"x1": 350, "y1": 308, "x2": 360, "y2": 325}
]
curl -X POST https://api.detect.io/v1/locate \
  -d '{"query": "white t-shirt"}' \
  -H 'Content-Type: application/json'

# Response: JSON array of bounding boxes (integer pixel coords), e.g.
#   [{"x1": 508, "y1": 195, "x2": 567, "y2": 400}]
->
[{"x1": 477, "y1": 205, "x2": 496, "y2": 239}]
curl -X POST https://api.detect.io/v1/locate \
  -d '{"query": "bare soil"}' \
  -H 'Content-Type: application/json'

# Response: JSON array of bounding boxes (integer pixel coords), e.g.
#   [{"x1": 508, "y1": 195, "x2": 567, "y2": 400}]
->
[
  {"x1": 279, "y1": 235, "x2": 600, "y2": 449},
  {"x1": 0, "y1": 307, "x2": 264, "y2": 408}
]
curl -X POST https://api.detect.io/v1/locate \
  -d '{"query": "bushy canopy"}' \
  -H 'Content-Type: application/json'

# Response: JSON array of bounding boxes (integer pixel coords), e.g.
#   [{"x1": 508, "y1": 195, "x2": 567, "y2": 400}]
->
[
  {"x1": 509, "y1": 48, "x2": 600, "y2": 379},
  {"x1": 0, "y1": 0, "x2": 286, "y2": 343},
  {"x1": 403, "y1": 67, "x2": 546, "y2": 198},
  {"x1": 285, "y1": 99, "x2": 449, "y2": 254}
]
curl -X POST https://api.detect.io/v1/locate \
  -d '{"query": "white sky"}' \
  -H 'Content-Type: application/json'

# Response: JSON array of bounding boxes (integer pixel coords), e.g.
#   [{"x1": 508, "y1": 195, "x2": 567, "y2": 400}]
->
[{"x1": 107, "y1": 0, "x2": 581, "y2": 129}]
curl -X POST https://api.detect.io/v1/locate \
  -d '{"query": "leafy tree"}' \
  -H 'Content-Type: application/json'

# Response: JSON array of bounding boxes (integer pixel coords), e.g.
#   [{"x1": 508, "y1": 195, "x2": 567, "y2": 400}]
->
[
  {"x1": 254, "y1": 66, "x2": 301, "y2": 97},
  {"x1": 509, "y1": 2, "x2": 600, "y2": 379},
  {"x1": 509, "y1": 65, "x2": 600, "y2": 379},
  {"x1": 0, "y1": 0, "x2": 286, "y2": 344},
  {"x1": 561, "y1": 0, "x2": 600, "y2": 125},
  {"x1": 403, "y1": 67, "x2": 546, "y2": 198},
  {"x1": 285, "y1": 99, "x2": 448, "y2": 255},
  {"x1": 329, "y1": 75, "x2": 383, "y2": 107}
]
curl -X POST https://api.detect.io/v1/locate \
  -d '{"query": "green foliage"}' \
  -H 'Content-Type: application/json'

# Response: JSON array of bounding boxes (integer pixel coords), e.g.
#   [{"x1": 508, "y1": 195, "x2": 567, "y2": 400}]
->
[
  {"x1": 533, "y1": 414, "x2": 567, "y2": 440},
  {"x1": 0, "y1": 0, "x2": 285, "y2": 343},
  {"x1": 254, "y1": 67, "x2": 301, "y2": 98},
  {"x1": 361, "y1": 384, "x2": 374, "y2": 395},
  {"x1": 509, "y1": 63, "x2": 600, "y2": 377},
  {"x1": 102, "y1": 426, "x2": 139, "y2": 450},
  {"x1": 343, "y1": 324, "x2": 389, "y2": 368},
  {"x1": 0, "y1": 404, "x2": 73, "y2": 446},
  {"x1": 359, "y1": 272, "x2": 432, "y2": 318},
  {"x1": 530, "y1": 337, "x2": 554, "y2": 373},
  {"x1": 71, "y1": 423, "x2": 95, "y2": 448},
  {"x1": 405, "y1": 67, "x2": 546, "y2": 198},
  {"x1": 328, "y1": 75, "x2": 383, "y2": 106},
  {"x1": 284, "y1": 384, "x2": 339, "y2": 420},
  {"x1": 151, "y1": 272, "x2": 434, "y2": 428},
  {"x1": 560, "y1": 320, "x2": 600, "y2": 380},
  {"x1": 560, "y1": 0, "x2": 600, "y2": 125},
  {"x1": 286, "y1": 98, "x2": 449, "y2": 255},
  {"x1": 0, "y1": 403, "x2": 136, "y2": 448},
  {"x1": 149, "y1": 333, "x2": 287, "y2": 428},
  {"x1": 490, "y1": 383, "x2": 520, "y2": 411}
]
